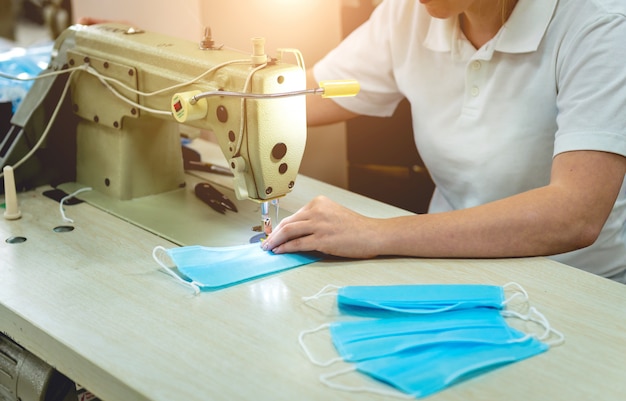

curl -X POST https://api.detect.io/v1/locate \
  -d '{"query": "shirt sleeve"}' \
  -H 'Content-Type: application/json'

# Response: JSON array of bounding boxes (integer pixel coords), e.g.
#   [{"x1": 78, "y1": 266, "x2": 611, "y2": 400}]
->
[
  {"x1": 313, "y1": 0, "x2": 406, "y2": 117},
  {"x1": 554, "y1": 13, "x2": 626, "y2": 158}
]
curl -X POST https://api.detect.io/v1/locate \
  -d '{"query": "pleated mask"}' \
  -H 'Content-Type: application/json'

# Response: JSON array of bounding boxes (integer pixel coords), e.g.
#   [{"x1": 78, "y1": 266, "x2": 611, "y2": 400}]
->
[
  {"x1": 152, "y1": 243, "x2": 321, "y2": 293},
  {"x1": 321, "y1": 337, "x2": 550, "y2": 399},
  {"x1": 303, "y1": 283, "x2": 528, "y2": 315},
  {"x1": 299, "y1": 283, "x2": 564, "y2": 398},
  {"x1": 299, "y1": 307, "x2": 546, "y2": 367}
]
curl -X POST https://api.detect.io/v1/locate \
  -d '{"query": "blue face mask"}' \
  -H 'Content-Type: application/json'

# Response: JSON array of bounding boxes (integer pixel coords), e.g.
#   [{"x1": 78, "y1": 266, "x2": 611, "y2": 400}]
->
[
  {"x1": 299, "y1": 284, "x2": 564, "y2": 398},
  {"x1": 153, "y1": 243, "x2": 321, "y2": 293},
  {"x1": 304, "y1": 283, "x2": 528, "y2": 316},
  {"x1": 321, "y1": 338, "x2": 549, "y2": 399},
  {"x1": 299, "y1": 308, "x2": 537, "y2": 367}
]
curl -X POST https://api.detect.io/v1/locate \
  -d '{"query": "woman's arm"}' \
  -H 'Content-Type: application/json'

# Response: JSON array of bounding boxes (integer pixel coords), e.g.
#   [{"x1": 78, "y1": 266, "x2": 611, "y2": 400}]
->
[{"x1": 262, "y1": 150, "x2": 626, "y2": 259}]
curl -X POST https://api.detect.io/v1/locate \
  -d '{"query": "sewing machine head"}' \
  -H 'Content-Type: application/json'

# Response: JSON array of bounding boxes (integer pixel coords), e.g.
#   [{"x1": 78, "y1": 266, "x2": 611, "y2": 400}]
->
[
  {"x1": 67, "y1": 23, "x2": 310, "y2": 202},
  {"x1": 56, "y1": 23, "x2": 307, "y2": 202},
  {"x1": 4, "y1": 23, "x2": 357, "y2": 208}
]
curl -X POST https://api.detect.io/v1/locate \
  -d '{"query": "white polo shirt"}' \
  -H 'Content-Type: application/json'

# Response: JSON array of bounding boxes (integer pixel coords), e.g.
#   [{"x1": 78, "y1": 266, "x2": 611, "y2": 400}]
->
[{"x1": 314, "y1": 0, "x2": 626, "y2": 282}]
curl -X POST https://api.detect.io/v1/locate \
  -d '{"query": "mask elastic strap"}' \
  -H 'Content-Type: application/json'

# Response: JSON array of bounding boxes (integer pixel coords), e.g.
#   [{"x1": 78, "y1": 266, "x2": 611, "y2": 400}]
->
[
  {"x1": 502, "y1": 282, "x2": 530, "y2": 307},
  {"x1": 528, "y1": 306, "x2": 565, "y2": 346},
  {"x1": 358, "y1": 302, "x2": 460, "y2": 314},
  {"x1": 298, "y1": 323, "x2": 344, "y2": 367},
  {"x1": 319, "y1": 366, "x2": 413, "y2": 399},
  {"x1": 502, "y1": 307, "x2": 565, "y2": 347},
  {"x1": 498, "y1": 309, "x2": 535, "y2": 343},
  {"x1": 152, "y1": 246, "x2": 201, "y2": 295},
  {"x1": 302, "y1": 284, "x2": 341, "y2": 302}
]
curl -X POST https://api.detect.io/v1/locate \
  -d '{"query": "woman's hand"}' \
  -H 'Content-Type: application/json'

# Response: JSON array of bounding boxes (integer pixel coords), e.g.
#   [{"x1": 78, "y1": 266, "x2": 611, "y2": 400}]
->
[{"x1": 261, "y1": 195, "x2": 381, "y2": 258}]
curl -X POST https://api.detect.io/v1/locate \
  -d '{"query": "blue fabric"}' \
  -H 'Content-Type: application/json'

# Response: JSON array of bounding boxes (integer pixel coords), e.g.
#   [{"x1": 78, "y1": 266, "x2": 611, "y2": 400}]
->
[
  {"x1": 0, "y1": 43, "x2": 52, "y2": 112},
  {"x1": 357, "y1": 338, "x2": 548, "y2": 398},
  {"x1": 329, "y1": 308, "x2": 526, "y2": 362},
  {"x1": 310, "y1": 283, "x2": 551, "y2": 398},
  {"x1": 165, "y1": 243, "x2": 321, "y2": 290},
  {"x1": 337, "y1": 284, "x2": 505, "y2": 314}
]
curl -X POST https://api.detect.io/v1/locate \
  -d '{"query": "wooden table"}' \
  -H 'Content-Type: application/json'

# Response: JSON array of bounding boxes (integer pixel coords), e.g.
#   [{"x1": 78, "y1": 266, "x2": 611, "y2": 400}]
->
[{"x1": 1, "y1": 143, "x2": 625, "y2": 401}]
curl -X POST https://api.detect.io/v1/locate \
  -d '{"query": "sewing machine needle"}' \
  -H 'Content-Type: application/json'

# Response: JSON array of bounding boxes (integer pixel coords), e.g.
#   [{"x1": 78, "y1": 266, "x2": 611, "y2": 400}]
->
[{"x1": 261, "y1": 201, "x2": 272, "y2": 236}]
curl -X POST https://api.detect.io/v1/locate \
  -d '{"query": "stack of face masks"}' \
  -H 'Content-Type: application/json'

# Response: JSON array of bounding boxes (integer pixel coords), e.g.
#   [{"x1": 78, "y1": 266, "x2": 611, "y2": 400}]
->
[
  {"x1": 299, "y1": 283, "x2": 564, "y2": 399},
  {"x1": 152, "y1": 243, "x2": 321, "y2": 293}
]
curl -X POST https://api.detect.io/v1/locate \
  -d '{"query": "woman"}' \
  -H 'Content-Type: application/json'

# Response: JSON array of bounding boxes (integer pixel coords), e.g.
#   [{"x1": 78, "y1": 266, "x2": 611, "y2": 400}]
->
[{"x1": 262, "y1": 0, "x2": 626, "y2": 283}]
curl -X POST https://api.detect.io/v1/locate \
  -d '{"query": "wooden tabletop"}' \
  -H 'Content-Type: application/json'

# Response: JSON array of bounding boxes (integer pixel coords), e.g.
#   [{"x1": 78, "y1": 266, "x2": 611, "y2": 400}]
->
[{"x1": 1, "y1": 144, "x2": 625, "y2": 401}]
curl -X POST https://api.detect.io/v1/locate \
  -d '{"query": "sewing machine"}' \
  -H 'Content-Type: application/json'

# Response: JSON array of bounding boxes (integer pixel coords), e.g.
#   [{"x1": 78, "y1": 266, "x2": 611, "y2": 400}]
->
[
  {"x1": 2, "y1": 22, "x2": 357, "y2": 245},
  {"x1": 6, "y1": 21, "x2": 358, "y2": 202},
  {"x1": 8, "y1": 22, "x2": 310, "y2": 201}
]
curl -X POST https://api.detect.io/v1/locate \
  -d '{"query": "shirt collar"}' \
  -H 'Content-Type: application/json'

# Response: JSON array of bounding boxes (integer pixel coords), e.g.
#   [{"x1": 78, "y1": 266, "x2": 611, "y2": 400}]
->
[
  {"x1": 423, "y1": 0, "x2": 558, "y2": 56},
  {"x1": 496, "y1": 0, "x2": 558, "y2": 53}
]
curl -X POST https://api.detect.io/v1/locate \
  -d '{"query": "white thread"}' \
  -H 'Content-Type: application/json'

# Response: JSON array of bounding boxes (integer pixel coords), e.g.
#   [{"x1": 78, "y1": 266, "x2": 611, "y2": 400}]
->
[
  {"x1": 320, "y1": 366, "x2": 413, "y2": 399},
  {"x1": 84, "y1": 59, "x2": 250, "y2": 98},
  {"x1": 1, "y1": 57, "x2": 260, "y2": 124},
  {"x1": 59, "y1": 186, "x2": 92, "y2": 223},
  {"x1": 0, "y1": 65, "x2": 86, "y2": 81},
  {"x1": 232, "y1": 62, "x2": 268, "y2": 157},
  {"x1": 86, "y1": 66, "x2": 172, "y2": 116},
  {"x1": 152, "y1": 246, "x2": 200, "y2": 295}
]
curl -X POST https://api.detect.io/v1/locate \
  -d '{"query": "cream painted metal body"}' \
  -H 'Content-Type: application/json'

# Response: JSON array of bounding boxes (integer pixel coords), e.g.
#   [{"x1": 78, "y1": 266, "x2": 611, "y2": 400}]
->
[{"x1": 64, "y1": 23, "x2": 306, "y2": 201}]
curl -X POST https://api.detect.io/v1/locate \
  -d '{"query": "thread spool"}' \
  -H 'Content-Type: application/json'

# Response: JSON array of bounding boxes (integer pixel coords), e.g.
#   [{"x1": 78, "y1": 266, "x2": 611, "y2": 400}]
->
[
  {"x1": 3, "y1": 165, "x2": 22, "y2": 220},
  {"x1": 251, "y1": 37, "x2": 267, "y2": 65}
]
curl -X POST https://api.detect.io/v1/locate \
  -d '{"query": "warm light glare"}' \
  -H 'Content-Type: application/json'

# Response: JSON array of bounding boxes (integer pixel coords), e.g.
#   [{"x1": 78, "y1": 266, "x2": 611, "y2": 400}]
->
[{"x1": 248, "y1": 279, "x2": 290, "y2": 310}]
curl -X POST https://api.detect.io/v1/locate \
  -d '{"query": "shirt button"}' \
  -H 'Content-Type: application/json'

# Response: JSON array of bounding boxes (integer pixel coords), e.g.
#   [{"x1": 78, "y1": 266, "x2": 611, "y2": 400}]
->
[
  {"x1": 471, "y1": 86, "x2": 480, "y2": 96},
  {"x1": 471, "y1": 61, "x2": 481, "y2": 70}
]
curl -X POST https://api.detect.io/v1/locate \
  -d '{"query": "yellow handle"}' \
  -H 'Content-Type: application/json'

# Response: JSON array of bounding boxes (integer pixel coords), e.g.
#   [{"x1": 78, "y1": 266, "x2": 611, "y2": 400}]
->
[{"x1": 319, "y1": 79, "x2": 360, "y2": 98}]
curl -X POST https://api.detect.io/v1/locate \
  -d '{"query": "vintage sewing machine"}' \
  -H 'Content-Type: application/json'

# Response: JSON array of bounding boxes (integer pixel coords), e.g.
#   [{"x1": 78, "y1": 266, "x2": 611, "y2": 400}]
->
[
  {"x1": 8, "y1": 23, "x2": 304, "y2": 201},
  {"x1": 4, "y1": 22, "x2": 359, "y2": 201},
  {"x1": 2, "y1": 23, "x2": 357, "y2": 244}
]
